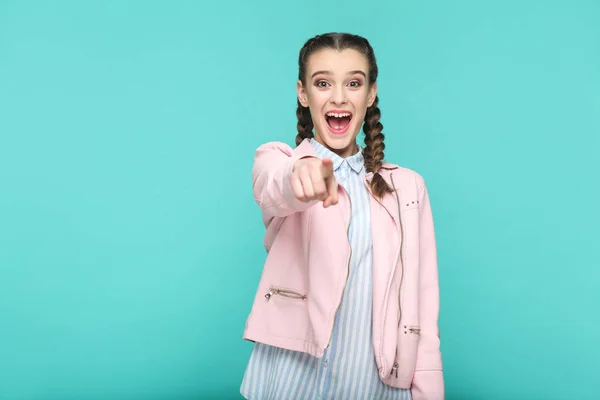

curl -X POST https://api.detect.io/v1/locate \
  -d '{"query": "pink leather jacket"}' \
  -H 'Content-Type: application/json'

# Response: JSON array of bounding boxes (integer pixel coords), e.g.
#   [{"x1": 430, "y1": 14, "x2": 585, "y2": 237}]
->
[{"x1": 243, "y1": 139, "x2": 444, "y2": 400}]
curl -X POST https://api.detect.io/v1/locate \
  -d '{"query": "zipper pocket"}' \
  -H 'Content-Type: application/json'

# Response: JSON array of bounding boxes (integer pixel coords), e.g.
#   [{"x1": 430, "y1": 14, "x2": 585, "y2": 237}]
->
[
  {"x1": 264, "y1": 286, "x2": 307, "y2": 301},
  {"x1": 408, "y1": 326, "x2": 421, "y2": 336}
]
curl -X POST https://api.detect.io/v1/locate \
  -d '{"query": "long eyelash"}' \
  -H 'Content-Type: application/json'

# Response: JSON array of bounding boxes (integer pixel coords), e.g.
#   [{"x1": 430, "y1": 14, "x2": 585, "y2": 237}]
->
[{"x1": 314, "y1": 81, "x2": 362, "y2": 87}]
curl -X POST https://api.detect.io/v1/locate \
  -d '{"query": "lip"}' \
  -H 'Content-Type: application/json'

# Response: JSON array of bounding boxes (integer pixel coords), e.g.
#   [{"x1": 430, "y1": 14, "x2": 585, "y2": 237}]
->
[{"x1": 325, "y1": 109, "x2": 353, "y2": 136}]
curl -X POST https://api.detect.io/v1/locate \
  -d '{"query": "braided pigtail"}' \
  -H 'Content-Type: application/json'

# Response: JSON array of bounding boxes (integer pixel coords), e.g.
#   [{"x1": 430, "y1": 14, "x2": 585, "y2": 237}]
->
[
  {"x1": 295, "y1": 100, "x2": 314, "y2": 146},
  {"x1": 296, "y1": 33, "x2": 391, "y2": 186},
  {"x1": 363, "y1": 96, "x2": 393, "y2": 198}
]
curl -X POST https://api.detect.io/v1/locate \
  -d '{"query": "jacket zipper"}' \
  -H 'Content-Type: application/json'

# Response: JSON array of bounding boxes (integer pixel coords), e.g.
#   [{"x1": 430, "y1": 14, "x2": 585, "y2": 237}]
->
[
  {"x1": 363, "y1": 175, "x2": 403, "y2": 376},
  {"x1": 391, "y1": 362, "x2": 399, "y2": 378},
  {"x1": 326, "y1": 184, "x2": 352, "y2": 349},
  {"x1": 375, "y1": 174, "x2": 404, "y2": 376},
  {"x1": 390, "y1": 174, "x2": 405, "y2": 329},
  {"x1": 264, "y1": 287, "x2": 307, "y2": 300}
]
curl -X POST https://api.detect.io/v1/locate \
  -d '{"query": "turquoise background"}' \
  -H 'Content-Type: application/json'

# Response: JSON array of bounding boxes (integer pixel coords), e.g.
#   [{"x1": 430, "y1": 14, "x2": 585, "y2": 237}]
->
[{"x1": 1, "y1": 0, "x2": 598, "y2": 399}]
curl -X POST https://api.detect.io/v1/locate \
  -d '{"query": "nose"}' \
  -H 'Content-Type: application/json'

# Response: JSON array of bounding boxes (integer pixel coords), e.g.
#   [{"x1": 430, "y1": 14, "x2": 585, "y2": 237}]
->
[{"x1": 329, "y1": 84, "x2": 347, "y2": 105}]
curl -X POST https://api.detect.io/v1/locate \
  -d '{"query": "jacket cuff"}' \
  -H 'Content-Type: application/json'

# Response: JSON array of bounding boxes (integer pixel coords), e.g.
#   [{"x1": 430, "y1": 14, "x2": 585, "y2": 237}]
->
[{"x1": 411, "y1": 369, "x2": 445, "y2": 400}]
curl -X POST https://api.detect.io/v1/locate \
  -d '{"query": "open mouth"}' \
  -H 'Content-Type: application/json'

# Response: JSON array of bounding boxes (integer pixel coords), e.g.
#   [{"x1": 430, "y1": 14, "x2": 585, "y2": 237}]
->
[{"x1": 325, "y1": 111, "x2": 353, "y2": 134}]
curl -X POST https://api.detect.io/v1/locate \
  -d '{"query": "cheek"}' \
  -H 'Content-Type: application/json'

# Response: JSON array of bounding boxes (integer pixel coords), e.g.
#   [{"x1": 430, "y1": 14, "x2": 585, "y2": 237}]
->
[
  {"x1": 307, "y1": 93, "x2": 328, "y2": 113},
  {"x1": 351, "y1": 94, "x2": 370, "y2": 117},
  {"x1": 350, "y1": 91, "x2": 370, "y2": 107}
]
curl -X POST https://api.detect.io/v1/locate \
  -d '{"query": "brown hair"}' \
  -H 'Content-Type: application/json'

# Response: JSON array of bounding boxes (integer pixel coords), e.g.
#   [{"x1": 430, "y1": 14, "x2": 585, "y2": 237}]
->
[{"x1": 295, "y1": 32, "x2": 393, "y2": 198}]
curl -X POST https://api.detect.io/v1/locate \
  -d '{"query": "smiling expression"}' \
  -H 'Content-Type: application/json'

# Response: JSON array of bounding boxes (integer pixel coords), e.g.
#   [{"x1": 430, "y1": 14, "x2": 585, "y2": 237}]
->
[{"x1": 297, "y1": 48, "x2": 377, "y2": 158}]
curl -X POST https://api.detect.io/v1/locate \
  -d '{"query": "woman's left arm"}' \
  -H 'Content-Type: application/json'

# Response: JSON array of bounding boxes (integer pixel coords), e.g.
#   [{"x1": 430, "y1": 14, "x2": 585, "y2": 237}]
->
[{"x1": 411, "y1": 179, "x2": 445, "y2": 400}]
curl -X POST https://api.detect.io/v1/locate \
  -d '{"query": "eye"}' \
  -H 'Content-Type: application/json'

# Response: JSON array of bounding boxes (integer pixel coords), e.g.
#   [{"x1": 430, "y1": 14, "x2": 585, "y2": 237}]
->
[
  {"x1": 315, "y1": 80, "x2": 330, "y2": 88},
  {"x1": 348, "y1": 80, "x2": 362, "y2": 88}
]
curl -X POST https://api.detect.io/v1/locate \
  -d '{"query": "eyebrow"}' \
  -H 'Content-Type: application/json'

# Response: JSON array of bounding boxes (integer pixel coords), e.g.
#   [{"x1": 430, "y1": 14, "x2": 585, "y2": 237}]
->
[{"x1": 311, "y1": 70, "x2": 367, "y2": 79}]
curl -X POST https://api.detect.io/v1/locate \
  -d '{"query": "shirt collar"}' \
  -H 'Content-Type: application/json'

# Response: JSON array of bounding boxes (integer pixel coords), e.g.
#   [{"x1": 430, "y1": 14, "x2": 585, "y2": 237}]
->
[{"x1": 309, "y1": 138, "x2": 365, "y2": 174}]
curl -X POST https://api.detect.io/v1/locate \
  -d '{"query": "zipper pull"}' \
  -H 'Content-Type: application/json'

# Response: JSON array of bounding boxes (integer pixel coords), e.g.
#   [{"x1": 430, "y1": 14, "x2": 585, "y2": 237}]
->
[
  {"x1": 265, "y1": 288, "x2": 278, "y2": 300},
  {"x1": 391, "y1": 362, "x2": 399, "y2": 378}
]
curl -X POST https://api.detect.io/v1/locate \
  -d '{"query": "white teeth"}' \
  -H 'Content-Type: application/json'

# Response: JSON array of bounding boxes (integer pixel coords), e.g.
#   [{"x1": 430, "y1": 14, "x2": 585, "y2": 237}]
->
[{"x1": 326, "y1": 112, "x2": 351, "y2": 118}]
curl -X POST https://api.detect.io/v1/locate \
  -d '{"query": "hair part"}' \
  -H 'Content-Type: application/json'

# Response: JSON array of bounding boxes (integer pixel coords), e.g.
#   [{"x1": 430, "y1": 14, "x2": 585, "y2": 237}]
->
[{"x1": 295, "y1": 32, "x2": 393, "y2": 198}]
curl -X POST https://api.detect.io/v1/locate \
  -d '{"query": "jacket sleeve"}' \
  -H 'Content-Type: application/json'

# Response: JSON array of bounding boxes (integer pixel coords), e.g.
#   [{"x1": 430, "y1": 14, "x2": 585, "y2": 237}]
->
[
  {"x1": 252, "y1": 141, "x2": 320, "y2": 225},
  {"x1": 411, "y1": 178, "x2": 445, "y2": 400}
]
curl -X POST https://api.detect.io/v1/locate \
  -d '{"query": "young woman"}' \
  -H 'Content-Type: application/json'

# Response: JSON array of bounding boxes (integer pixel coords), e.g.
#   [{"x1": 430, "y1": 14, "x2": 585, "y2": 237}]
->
[{"x1": 240, "y1": 33, "x2": 444, "y2": 400}]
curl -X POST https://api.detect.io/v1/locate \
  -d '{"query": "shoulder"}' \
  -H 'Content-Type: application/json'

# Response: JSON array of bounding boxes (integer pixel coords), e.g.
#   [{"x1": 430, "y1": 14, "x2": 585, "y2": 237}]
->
[
  {"x1": 381, "y1": 162, "x2": 426, "y2": 191},
  {"x1": 255, "y1": 141, "x2": 294, "y2": 156},
  {"x1": 255, "y1": 139, "x2": 315, "y2": 159}
]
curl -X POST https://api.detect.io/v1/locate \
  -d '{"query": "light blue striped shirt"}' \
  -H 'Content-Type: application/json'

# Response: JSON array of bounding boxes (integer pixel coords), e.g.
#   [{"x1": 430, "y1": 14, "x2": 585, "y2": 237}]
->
[{"x1": 241, "y1": 139, "x2": 412, "y2": 400}]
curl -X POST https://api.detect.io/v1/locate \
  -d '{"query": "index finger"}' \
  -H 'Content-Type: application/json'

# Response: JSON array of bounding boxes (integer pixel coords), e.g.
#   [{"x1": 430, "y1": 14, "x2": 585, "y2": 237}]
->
[{"x1": 320, "y1": 158, "x2": 334, "y2": 179}]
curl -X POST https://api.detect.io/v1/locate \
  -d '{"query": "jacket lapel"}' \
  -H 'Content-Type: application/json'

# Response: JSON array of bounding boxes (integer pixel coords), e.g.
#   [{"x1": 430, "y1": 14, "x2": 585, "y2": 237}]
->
[{"x1": 365, "y1": 171, "x2": 400, "y2": 227}]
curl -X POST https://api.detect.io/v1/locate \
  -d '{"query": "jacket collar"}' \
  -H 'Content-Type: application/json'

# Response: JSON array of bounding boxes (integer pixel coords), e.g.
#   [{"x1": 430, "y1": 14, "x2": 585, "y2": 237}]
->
[
  {"x1": 308, "y1": 138, "x2": 365, "y2": 174},
  {"x1": 295, "y1": 138, "x2": 317, "y2": 158},
  {"x1": 297, "y1": 138, "x2": 399, "y2": 172},
  {"x1": 365, "y1": 169, "x2": 402, "y2": 226}
]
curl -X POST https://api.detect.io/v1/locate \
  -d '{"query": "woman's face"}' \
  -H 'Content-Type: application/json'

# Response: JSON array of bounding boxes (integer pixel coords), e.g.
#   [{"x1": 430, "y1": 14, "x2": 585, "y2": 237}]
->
[{"x1": 297, "y1": 48, "x2": 377, "y2": 158}]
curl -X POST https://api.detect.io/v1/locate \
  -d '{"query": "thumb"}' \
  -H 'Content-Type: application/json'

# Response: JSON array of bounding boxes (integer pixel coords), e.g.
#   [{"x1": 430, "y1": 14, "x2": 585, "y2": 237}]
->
[{"x1": 320, "y1": 158, "x2": 334, "y2": 179}]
